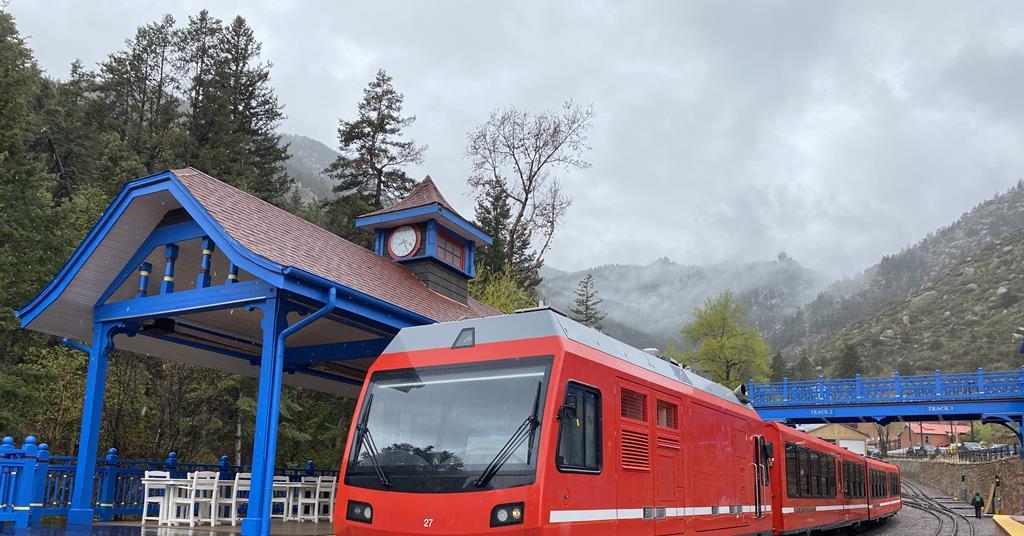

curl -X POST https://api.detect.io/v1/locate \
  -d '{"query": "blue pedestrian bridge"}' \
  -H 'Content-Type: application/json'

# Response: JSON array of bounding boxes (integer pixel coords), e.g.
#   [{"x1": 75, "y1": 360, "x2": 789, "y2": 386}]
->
[{"x1": 748, "y1": 368, "x2": 1024, "y2": 450}]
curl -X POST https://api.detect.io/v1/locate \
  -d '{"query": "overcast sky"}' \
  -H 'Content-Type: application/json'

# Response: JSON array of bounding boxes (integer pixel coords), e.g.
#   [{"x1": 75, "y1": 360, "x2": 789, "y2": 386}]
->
[{"x1": 9, "y1": 1, "x2": 1024, "y2": 278}]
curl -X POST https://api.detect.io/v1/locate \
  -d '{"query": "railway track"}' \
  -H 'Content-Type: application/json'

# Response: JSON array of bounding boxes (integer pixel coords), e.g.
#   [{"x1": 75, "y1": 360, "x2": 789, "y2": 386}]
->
[{"x1": 900, "y1": 480, "x2": 976, "y2": 536}]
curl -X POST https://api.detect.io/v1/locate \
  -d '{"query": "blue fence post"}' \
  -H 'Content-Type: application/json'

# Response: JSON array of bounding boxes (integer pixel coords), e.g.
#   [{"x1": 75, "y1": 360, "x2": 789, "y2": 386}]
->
[
  {"x1": 219, "y1": 455, "x2": 231, "y2": 476},
  {"x1": 29, "y1": 442, "x2": 48, "y2": 526},
  {"x1": 98, "y1": 448, "x2": 118, "y2": 521},
  {"x1": 12, "y1": 436, "x2": 40, "y2": 528},
  {"x1": 934, "y1": 370, "x2": 942, "y2": 398},
  {"x1": 165, "y1": 451, "x2": 178, "y2": 476},
  {"x1": 306, "y1": 460, "x2": 314, "y2": 476},
  {"x1": 894, "y1": 372, "x2": 902, "y2": 400},
  {"x1": 978, "y1": 367, "x2": 985, "y2": 395},
  {"x1": 817, "y1": 375, "x2": 825, "y2": 401},
  {"x1": 783, "y1": 377, "x2": 789, "y2": 402},
  {"x1": 855, "y1": 373, "x2": 862, "y2": 399}
]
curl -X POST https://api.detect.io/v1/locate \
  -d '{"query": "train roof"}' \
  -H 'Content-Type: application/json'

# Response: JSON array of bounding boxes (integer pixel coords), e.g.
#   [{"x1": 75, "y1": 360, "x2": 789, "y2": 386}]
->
[{"x1": 382, "y1": 308, "x2": 749, "y2": 408}]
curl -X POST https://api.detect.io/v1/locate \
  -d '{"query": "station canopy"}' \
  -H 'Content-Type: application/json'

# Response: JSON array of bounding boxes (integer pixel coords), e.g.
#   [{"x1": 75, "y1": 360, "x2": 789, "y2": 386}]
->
[{"x1": 17, "y1": 167, "x2": 497, "y2": 397}]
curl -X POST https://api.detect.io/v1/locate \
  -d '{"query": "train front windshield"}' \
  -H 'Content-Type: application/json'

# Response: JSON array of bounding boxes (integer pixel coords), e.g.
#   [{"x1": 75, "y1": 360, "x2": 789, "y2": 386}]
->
[{"x1": 345, "y1": 356, "x2": 553, "y2": 494}]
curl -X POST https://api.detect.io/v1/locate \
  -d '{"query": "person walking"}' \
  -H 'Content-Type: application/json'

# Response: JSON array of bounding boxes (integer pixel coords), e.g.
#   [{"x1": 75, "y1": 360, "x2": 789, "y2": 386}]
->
[{"x1": 971, "y1": 491, "x2": 985, "y2": 518}]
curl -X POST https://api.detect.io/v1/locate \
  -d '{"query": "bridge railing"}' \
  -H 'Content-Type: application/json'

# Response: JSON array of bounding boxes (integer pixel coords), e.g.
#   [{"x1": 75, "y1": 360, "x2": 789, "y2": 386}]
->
[{"x1": 749, "y1": 367, "x2": 1024, "y2": 406}]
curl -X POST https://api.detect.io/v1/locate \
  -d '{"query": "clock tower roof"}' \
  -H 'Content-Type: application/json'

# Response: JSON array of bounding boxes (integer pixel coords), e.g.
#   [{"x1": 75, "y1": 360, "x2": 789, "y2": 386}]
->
[
  {"x1": 354, "y1": 176, "x2": 492, "y2": 247},
  {"x1": 360, "y1": 176, "x2": 456, "y2": 217}
]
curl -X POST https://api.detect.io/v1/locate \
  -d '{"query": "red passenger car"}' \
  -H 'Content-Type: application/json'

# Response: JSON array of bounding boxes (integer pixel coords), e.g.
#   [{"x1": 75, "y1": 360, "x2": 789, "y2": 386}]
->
[
  {"x1": 763, "y1": 423, "x2": 899, "y2": 534},
  {"x1": 866, "y1": 457, "x2": 902, "y2": 521},
  {"x1": 333, "y1": 308, "x2": 898, "y2": 535}
]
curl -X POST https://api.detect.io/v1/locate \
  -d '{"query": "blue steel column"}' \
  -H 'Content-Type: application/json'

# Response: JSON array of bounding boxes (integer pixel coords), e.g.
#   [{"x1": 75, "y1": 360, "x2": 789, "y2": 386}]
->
[
  {"x1": 67, "y1": 321, "x2": 115, "y2": 525},
  {"x1": 242, "y1": 295, "x2": 286, "y2": 536}
]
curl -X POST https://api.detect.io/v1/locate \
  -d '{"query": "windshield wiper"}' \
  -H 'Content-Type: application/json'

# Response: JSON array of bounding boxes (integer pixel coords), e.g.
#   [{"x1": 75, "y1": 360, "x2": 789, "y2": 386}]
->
[
  {"x1": 354, "y1": 394, "x2": 391, "y2": 488},
  {"x1": 474, "y1": 381, "x2": 542, "y2": 488}
]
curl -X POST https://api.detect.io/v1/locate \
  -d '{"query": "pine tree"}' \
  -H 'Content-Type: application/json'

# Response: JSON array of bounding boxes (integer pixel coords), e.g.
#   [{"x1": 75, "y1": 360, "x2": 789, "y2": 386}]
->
[
  {"x1": 770, "y1": 351, "x2": 788, "y2": 382},
  {"x1": 570, "y1": 273, "x2": 606, "y2": 330},
  {"x1": 180, "y1": 14, "x2": 291, "y2": 202},
  {"x1": 792, "y1": 353, "x2": 815, "y2": 381},
  {"x1": 0, "y1": 10, "x2": 57, "y2": 333},
  {"x1": 96, "y1": 14, "x2": 186, "y2": 175},
  {"x1": 472, "y1": 180, "x2": 539, "y2": 292},
  {"x1": 835, "y1": 343, "x2": 862, "y2": 378},
  {"x1": 325, "y1": 69, "x2": 425, "y2": 210}
]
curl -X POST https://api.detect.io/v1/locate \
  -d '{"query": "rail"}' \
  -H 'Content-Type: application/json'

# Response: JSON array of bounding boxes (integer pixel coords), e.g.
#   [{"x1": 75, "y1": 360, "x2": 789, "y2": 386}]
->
[{"x1": 749, "y1": 368, "x2": 1024, "y2": 407}]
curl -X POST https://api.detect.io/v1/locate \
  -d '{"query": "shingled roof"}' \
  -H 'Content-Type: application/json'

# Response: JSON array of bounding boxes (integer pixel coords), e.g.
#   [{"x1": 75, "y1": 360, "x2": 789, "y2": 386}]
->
[
  {"x1": 173, "y1": 168, "x2": 498, "y2": 321},
  {"x1": 361, "y1": 176, "x2": 457, "y2": 217}
]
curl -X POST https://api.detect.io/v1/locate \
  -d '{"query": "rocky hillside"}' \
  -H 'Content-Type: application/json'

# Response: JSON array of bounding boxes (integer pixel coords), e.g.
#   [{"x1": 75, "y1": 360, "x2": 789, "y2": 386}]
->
[
  {"x1": 770, "y1": 180, "x2": 1024, "y2": 359},
  {"x1": 281, "y1": 133, "x2": 338, "y2": 199},
  {"x1": 808, "y1": 227, "x2": 1024, "y2": 375},
  {"x1": 539, "y1": 256, "x2": 825, "y2": 349}
]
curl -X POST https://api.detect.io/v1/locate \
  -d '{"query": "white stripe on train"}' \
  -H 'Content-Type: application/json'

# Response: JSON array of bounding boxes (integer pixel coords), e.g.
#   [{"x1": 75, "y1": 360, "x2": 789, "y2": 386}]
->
[
  {"x1": 549, "y1": 505, "x2": 773, "y2": 523},
  {"x1": 549, "y1": 500, "x2": 900, "y2": 523},
  {"x1": 780, "y1": 500, "x2": 900, "y2": 514}
]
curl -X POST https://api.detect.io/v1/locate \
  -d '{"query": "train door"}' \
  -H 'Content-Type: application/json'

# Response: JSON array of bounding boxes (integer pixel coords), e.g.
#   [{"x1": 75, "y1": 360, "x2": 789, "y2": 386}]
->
[
  {"x1": 652, "y1": 390, "x2": 685, "y2": 535},
  {"x1": 753, "y1": 435, "x2": 770, "y2": 519},
  {"x1": 616, "y1": 379, "x2": 655, "y2": 535}
]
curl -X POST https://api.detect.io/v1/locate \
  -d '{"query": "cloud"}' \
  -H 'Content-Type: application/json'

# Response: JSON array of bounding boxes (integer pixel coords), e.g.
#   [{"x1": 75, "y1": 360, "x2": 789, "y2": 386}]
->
[{"x1": 9, "y1": 0, "x2": 1024, "y2": 278}]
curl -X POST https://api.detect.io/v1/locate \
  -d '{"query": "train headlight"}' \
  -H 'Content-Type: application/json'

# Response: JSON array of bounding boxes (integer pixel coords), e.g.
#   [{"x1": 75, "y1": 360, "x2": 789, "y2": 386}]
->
[
  {"x1": 346, "y1": 500, "x2": 373, "y2": 524},
  {"x1": 490, "y1": 502, "x2": 525, "y2": 527}
]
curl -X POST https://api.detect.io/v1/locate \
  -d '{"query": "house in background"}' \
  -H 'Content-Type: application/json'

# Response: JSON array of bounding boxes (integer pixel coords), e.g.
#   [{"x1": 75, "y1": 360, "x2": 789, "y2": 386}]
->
[
  {"x1": 893, "y1": 422, "x2": 971, "y2": 449},
  {"x1": 799, "y1": 423, "x2": 869, "y2": 455}
]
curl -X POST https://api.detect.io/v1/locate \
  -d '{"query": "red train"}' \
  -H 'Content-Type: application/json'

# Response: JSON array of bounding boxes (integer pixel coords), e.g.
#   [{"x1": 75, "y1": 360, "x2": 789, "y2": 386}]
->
[{"x1": 333, "y1": 308, "x2": 900, "y2": 535}]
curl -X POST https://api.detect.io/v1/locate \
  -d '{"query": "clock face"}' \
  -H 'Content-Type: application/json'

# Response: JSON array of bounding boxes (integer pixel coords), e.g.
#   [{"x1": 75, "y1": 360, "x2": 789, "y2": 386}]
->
[{"x1": 387, "y1": 225, "x2": 419, "y2": 259}]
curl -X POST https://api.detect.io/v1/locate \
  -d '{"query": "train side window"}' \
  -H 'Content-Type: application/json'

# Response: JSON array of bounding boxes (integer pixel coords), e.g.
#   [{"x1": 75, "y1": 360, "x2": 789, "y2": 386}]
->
[
  {"x1": 556, "y1": 382, "x2": 602, "y2": 473},
  {"x1": 825, "y1": 456, "x2": 832, "y2": 497},
  {"x1": 858, "y1": 466, "x2": 865, "y2": 498},
  {"x1": 785, "y1": 443, "x2": 799, "y2": 498},
  {"x1": 656, "y1": 400, "x2": 678, "y2": 429}
]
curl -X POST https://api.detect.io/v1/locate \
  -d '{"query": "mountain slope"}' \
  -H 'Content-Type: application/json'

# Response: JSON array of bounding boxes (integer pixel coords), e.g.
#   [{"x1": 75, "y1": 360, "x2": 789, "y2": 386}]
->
[
  {"x1": 281, "y1": 133, "x2": 338, "y2": 199},
  {"x1": 539, "y1": 256, "x2": 825, "y2": 349},
  {"x1": 808, "y1": 227, "x2": 1024, "y2": 375},
  {"x1": 770, "y1": 180, "x2": 1024, "y2": 358}
]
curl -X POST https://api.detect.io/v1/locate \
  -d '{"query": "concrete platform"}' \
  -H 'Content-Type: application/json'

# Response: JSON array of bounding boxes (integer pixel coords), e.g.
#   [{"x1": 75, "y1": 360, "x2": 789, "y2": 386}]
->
[{"x1": 995, "y1": 515, "x2": 1024, "y2": 536}]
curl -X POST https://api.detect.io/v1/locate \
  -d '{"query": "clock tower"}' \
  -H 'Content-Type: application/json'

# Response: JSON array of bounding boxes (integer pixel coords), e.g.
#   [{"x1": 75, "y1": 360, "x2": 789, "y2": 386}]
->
[{"x1": 355, "y1": 176, "x2": 492, "y2": 304}]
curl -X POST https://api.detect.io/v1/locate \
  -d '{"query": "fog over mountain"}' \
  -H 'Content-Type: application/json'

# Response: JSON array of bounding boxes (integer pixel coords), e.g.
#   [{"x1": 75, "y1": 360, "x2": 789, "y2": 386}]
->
[
  {"x1": 281, "y1": 133, "x2": 339, "y2": 200},
  {"x1": 539, "y1": 255, "x2": 825, "y2": 349}
]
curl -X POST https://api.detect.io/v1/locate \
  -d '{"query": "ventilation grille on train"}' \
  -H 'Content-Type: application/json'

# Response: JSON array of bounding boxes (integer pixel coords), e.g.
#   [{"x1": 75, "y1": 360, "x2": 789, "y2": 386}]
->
[
  {"x1": 621, "y1": 389, "x2": 647, "y2": 421},
  {"x1": 621, "y1": 429, "x2": 650, "y2": 471},
  {"x1": 657, "y1": 436, "x2": 681, "y2": 450}
]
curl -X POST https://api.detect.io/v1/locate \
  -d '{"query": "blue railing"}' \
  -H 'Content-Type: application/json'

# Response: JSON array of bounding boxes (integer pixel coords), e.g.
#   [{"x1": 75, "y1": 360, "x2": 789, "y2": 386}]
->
[
  {"x1": 749, "y1": 368, "x2": 1024, "y2": 407},
  {"x1": 0, "y1": 436, "x2": 49, "y2": 529},
  {"x1": 2, "y1": 437, "x2": 338, "y2": 526}
]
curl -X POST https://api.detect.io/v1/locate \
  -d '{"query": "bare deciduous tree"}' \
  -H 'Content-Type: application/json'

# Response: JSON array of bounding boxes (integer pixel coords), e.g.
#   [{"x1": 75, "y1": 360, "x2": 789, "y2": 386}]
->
[{"x1": 466, "y1": 100, "x2": 593, "y2": 266}]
